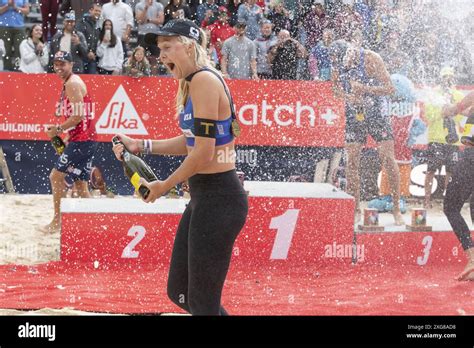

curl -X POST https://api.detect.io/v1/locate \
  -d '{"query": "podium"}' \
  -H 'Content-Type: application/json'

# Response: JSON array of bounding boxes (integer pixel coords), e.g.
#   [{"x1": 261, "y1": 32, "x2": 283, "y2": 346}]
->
[{"x1": 60, "y1": 182, "x2": 356, "y2": 269}]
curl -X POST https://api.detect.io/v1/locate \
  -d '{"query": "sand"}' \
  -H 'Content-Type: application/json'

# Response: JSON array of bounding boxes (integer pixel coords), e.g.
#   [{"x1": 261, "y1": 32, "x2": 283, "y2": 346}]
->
[{"x1": 0, "y1": 194, "x2": 60, "y2": 265}]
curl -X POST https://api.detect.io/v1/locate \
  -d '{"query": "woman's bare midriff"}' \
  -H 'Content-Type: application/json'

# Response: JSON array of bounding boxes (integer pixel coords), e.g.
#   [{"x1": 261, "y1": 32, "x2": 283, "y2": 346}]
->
[{"x1": 188, "y1": 141, "x2": 236, "y2": 174}]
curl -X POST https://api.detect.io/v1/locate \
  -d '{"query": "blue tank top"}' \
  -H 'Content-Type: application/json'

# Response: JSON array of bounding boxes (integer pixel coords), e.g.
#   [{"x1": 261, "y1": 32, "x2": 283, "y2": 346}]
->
[
  {"x1": 179, "y1": 97, "x2": 234, "y2": 147},
  {"x1": 338, "y1": 48, "x2": 383, "y2": 109},
  {"x1": 179, "y1": 68, "x2": 234, "y2": 147}
]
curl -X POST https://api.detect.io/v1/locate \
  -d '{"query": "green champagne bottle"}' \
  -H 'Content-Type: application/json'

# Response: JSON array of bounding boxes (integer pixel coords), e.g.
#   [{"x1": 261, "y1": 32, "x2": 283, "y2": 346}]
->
[
  {"x1": 51, "y1": 135, "x2": 66, "y2": 155},
  {"x1": 112, "y1": 136, "x2": 158, "y2": 199}
]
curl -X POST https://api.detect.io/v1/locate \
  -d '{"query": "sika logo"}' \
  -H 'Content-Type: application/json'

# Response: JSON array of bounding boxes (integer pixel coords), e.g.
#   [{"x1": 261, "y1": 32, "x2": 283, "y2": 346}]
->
[
  {"x1": 95, "y1": 85, "x2": 148, "y2": 135},
  {"x1": 237, "y1": 100, "x2": 339, "y2": 127}
]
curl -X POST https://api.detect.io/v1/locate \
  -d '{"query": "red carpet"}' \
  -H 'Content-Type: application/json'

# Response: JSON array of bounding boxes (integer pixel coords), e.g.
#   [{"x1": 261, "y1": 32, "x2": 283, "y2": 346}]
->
[{"x1": 0, "y1": 261, "x2": 472, "y2": 315}]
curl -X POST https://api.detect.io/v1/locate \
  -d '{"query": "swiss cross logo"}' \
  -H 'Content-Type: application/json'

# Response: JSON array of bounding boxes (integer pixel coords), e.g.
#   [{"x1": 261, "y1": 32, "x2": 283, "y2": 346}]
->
[
  {"x1": 320, "y1": 108, "x2": 338, "y2": 125},
  {"x1": 95, "y1": 85, "x2": 148, "y2": 135}
]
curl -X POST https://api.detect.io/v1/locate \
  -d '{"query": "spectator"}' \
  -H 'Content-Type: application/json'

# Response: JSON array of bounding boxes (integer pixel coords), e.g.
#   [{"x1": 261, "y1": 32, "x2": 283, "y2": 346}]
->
[
  {"x1": 202, "y1": 27, "x2": 219, "y2": 67},
  {"x1": 221, "y1": 20, "x2": 258, "y2": 80},
  {"x1": 308, "y1": 28, "x2": 333, "y2": 81},
  {"x1": 196, "y1": 0, "x2": 219, "y2": 27},
  {"x1": 303, "y1": 1, "x2": 329, "y2": 49},
  {"x1": 202, "y1": 5, "x2": 235, "y2": 65},
  {"x1": 237, "y1": 0, "x2": 263, "y2": 40},
  {"x1": 40, "y1": 0, "x2": 60, "y2": 42},
  {"x1": 282, "y1": 0, "x2": 297, "y2": 14},
  {"x1": 353, "y1": 0, "x2": 373, "y2": 47},
  {"x1": 423, "y1": 67, "x2": 465, "y2": 209},
  {"x1": 49, "y1": 11, "x2": 88, "y2": 73},
  {"x1": 187, "y1": 0, "x2": 200, "y2": 21},
  {"x1": 370, "y1": 1, "x2": 398, "y2": 52},
  {"x1": 163, "y1": 0, "x2": 191, "y2": 24},
  {"x1": 0, "y1": 0, "x2": 29, "y2": 71},
  {"x1": 0, "y1": 38, "x2": 4, "y2": 70},
  {"x1": 76, "y1": 3, "x2": 102, "y2": 74},
  {"x1": 268, "y1": 29, "x2": 307, "y2": 80},
  {"x1": 19, "y1": 24, "x2": 49, "y2": 73},
  {"x1": 226, "y1": 0, "x2": 243, "y2": 27},
  {"x1": 323, "y1": 0, "x2": 339, "y2": 19},
  {"x1": 102, "y1": 0, "x2": 134, "y2": 56},
  {"x1": 290, "y1": 0, "x2": 313, "y2": 38},
  {"x1": 135, "y1": 0, "x2": 164, "y2": 56},
  {"x1": 123, "y1": 45, "x2": 151, "y2": 77},
  {"x1": 60, "y1": 0, "x2": 94, "y2": 19},
  {"x1": 332, "y1": 0, "x2": 363, "y2": 42},
  {"x1": 254, "y1": 19, "x2": 276, "y2": 79},
  {"x1": 266, "y1": 0, "x2": 292, "y2": 36},
  {"x1": 96, "y1": 19, "x2": 123, "y2": 74}
]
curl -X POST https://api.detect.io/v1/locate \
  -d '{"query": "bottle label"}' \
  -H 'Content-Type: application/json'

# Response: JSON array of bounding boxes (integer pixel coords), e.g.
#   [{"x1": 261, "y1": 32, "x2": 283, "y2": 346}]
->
[
  {"x1": 56, "y1": 145, "x2": 65, "y2": 155},
  {"x1": 130, "y1": 172, "x2": 141, "y2": 191},
  {"x1": 463, "y1": 123, "x2": 473, "y2": 137}
]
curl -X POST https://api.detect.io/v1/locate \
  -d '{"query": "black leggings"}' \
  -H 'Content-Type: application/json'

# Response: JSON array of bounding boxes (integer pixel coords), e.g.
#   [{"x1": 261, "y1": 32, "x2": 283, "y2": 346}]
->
[
  {"x1": 443, "y1": 157, "x2": 474, "y2": 251},
  {"x1": 167, "y1": 169, "x2": 248, "y2": 315}
]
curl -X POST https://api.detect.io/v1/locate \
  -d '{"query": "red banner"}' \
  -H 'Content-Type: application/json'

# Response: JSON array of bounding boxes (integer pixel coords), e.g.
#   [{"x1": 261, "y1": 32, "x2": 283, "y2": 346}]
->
[{"x1": 0, "y1": 73, "x2": 345, "y2": 147}]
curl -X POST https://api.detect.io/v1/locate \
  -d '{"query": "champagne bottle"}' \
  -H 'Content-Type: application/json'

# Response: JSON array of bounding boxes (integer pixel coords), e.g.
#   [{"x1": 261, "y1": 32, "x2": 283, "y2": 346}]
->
[
  {"x1": 443, "y1": 117, "x2": 459, "y2": 144},
  {"x1": 460, "y1": 113, "x2": 474, "y2": 146},
  {"x1": 51, "y1": 135, "x2": 66, "y2": 155},
  {"x1": 112, "y1": 136, "x2": 158, "y2": 199}
]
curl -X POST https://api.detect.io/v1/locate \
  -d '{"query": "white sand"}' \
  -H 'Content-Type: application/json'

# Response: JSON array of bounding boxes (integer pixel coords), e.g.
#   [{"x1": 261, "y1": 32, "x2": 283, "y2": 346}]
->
[{"x1": 0, "y1": 194, "x2": 60, "y2": 265}]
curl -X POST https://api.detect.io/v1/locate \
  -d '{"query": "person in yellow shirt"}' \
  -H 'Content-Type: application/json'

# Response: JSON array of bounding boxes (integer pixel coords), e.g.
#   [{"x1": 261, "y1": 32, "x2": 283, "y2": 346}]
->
[{"x1": 423, "y1": 67, "x2": 464, "y2": 209}]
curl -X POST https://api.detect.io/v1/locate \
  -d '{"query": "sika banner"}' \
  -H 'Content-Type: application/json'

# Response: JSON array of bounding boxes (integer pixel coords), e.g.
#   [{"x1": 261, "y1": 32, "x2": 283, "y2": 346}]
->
[{"x1": 0, "y1": 73, "x2": 345, "y2": 147}]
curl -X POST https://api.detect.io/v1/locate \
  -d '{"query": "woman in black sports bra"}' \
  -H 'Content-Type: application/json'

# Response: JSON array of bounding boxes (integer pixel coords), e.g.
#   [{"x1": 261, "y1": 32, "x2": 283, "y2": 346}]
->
[{"x1": 112, "y1": 19, "x2": 248, "y2": 315}]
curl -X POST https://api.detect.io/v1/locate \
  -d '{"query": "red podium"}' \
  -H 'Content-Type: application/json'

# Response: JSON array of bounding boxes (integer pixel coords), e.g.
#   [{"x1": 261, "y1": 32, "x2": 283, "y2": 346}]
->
[{"x1": 60, "y1": 182, "x2": 356, "y2": 269}]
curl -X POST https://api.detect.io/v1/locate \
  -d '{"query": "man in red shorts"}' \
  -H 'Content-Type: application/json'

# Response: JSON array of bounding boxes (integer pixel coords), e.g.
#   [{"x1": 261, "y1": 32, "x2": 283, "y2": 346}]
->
[{"x1": 42, "y1": 51, "x2": 97, "y2": 232}]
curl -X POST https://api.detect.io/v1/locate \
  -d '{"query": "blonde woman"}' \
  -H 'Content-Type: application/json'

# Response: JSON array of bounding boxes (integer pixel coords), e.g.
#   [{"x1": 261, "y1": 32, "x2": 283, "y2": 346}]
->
[
  {"x1": 123, "y1": 46, "x2": 151, "y2": 77},
  {"x1": 112, "y1": 19, "x2": 248, "y2": 315}
]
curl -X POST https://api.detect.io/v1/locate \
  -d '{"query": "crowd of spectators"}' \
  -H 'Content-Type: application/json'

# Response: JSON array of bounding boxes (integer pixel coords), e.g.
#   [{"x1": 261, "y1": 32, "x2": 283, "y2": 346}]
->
[{"x1": 0, "y1": 0, "x2": 472, "y2": 84}]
